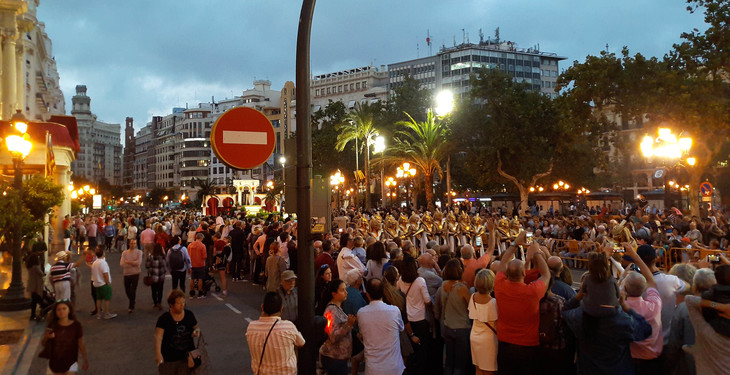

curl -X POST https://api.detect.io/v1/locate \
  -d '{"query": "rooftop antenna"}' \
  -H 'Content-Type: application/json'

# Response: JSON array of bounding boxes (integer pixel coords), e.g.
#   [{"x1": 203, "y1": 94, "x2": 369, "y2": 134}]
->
[
  {"x1": 453, "y1": 35, "x2": 456, "y2": 47},
  {"x1": 495, "y1": 27, "x2": 500, "y2": 44},
  {"x1": 479, "y1": 28, "x2": 484, "y2": 44},
  {"x1": 605, "y1": 43, "x2": 610, "y2": 52},
  {"x1": 417, "y1": 43, "x2": 420, "y2": 58},
  {"x1": 462, "y1": 29, "x2": 465, "y2": 44}
]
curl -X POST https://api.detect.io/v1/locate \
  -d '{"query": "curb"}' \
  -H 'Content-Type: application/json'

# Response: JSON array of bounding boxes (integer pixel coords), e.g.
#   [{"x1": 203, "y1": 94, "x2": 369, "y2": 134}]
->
[{"x1": 1, "y1": 326, "x2": 29, "y2": 375}]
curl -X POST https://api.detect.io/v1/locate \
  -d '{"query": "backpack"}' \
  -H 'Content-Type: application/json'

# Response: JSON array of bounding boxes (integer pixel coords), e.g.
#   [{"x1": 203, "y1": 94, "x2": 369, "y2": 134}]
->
[
  {"x1": 169, "y1": 247, "x2": 185, "y2": 271},
  {"x1": 104, "y1": 225, "x2": 115, "y2": 237},
  {"x1": 539, "y1": 294, "x2": 566, "y2": 350}
]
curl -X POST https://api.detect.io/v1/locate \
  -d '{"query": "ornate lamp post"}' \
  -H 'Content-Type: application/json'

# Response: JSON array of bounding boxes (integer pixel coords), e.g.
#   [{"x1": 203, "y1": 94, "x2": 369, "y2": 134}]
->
[
  {"x1": 435, "y1": 90, "x2": 454, "y2": 207},
  {"x1": 640, "y1": 128, "x2": 695, "y2": 211},
  {"x1": 373, "y1": 136, "x2": 385, "y2": 209},
  {"x1": 0, "y1": 111, "x2": 33, "y2": 311},
  {"x1": 330, "y1": 170, "x2": 345, "y2": 209},
  {"x1": 396, "y1": 162, "x2": 417, "y2": 208}
]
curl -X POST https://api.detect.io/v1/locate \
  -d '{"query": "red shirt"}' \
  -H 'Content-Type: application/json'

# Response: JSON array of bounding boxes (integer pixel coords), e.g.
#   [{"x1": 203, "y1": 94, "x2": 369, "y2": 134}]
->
[
  {"x1": 214, "y1": 239, "x2": 226, "y2": 254},
  {"x1": 494, "y1": 272, "x2": 546, "y2": 346},
  {"x1": 188, "y1": 241, "x2": 207, "y2": 268}
]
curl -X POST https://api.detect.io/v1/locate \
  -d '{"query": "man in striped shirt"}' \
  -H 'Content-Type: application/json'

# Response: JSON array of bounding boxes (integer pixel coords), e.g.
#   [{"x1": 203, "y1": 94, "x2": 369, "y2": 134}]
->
[
  {"x1": 50, "y1": 250, "x2": 84, "y2": 301},
  {"x1": 246, "y1": 292, "x2": 305, "y2": 375}
]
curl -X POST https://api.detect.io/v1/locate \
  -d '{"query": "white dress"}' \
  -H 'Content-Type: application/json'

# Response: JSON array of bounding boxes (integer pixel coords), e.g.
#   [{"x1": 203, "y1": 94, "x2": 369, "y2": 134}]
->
[{"x1": 468, "y1": 294, "x2": 498, "y2": 371}]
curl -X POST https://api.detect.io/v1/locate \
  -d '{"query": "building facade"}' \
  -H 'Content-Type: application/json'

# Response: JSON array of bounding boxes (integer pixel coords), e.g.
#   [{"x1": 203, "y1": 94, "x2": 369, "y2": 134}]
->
[
  {"x1": 311, "y1": 65, "x2": 389, "y2": 112},
  {"x1": 389, "y1": 39, "x2": 564, "y2": 98},
  {"x1": 69, "y1": 85, "x2": 122, "y2": 186}
]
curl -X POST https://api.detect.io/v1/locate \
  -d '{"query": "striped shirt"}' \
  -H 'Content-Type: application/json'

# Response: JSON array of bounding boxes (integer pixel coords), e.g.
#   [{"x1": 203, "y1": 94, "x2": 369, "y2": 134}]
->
[
  {"x1": 50, "y1": 261, "x2": 73, "y2": 283},
  {"x1": 246, "y1": 316, "x2": 305, "y2": 375}
]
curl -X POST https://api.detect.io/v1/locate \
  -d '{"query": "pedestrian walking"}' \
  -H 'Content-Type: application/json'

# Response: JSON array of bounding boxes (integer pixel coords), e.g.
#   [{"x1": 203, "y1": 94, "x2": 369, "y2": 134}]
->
[
  {"x1": 214, "y1": 235, "x2": 231, "y2": 296},
  {"x1": 188, "y1": 233, "x2": 208, "y2": 299},
  {"x1": 121, "y1": 239, "x2": 143, "y2": 313},
  {"x1": 26, "y1": 251, "x2": 45, "y2": 321},
  {"x1": 91, "y1": 246, "x2": 117, "y2": 320},
  {"x1": 147, "y1": 243, "x2": 169, "y2": 310},
  {"x1": 42, "y1": 301, "x2": 89, "y2": 374},
  {"x1": 154, "y1": 290, "x2": 201, "y2": 374},
  {"x1": 246, "y1": 292, "x2": 305, "y2": 375},
  {"x1": 50, "y1": 250, "x2": 84, "y2": 302},
  {"x1": 166, "y1": 236, "x2": 191, "y2": 293}
]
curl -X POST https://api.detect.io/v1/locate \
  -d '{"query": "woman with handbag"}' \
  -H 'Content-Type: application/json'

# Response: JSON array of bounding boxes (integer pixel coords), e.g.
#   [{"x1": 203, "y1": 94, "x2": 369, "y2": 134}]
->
[
  {"x1": 146, "y1": 243, "x2": 168, "y2": 311},
  {"x1": 468, "y1": 269, "x2": 498, "y2": 375},
  {"x1": 155, "y1": 289, "x2": 200, "y2": 374},
  {"x1": 40, "y1": 301, "x2": 89, "y2": 374},
  {"x1": 434, "y1": 259, "x2": 473, "y2": 375},
  {"x1": 121, "y1": 237, "x2": 143, "y2": 313}
]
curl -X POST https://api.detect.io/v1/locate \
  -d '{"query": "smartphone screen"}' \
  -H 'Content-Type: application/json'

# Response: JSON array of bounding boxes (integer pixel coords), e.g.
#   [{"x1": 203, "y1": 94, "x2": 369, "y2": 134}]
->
[{"x1": 475, "y1": 237, "x2": 482, "y2": 246}]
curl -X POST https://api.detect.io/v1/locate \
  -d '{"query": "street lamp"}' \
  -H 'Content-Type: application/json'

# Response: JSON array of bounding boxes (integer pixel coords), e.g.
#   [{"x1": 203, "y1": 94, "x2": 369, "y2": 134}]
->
[
  {"x1": 330, "y1": 170, "x2": 345, "y2": 209},
  {"x1": 0, "y1": 110, "x2": 33, "y2": 310},
  {"x1": 640, "y1": 127, "x2": 695, "y2": 210},
  {"x1": 373, "y1": 136, "x2": 386, "y2": 208},
  {"x1": 434, "y1": 90, "x2": 454, "y2": 207},
  {"x1": 385, "y1": 176, "x2": 396, "y2": 207},
  {"x1": 396, "y1": 162, "x2": 417, "y2": 208}
]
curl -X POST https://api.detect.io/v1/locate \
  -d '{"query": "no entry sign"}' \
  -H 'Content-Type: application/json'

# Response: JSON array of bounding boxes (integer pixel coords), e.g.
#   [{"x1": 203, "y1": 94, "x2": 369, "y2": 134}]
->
[{"x1": 210, "y1": 107, "x2": 275, "y2": 170}]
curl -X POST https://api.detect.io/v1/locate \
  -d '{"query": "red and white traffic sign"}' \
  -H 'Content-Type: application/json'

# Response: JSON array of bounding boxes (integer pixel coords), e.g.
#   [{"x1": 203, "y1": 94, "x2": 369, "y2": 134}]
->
[{"x1": 210, "y1": 107, "x2": 275, "y2": 170}]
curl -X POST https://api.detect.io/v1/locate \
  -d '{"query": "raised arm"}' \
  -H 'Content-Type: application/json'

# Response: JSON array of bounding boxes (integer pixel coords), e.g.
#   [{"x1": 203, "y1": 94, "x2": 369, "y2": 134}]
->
[
  {"x1": 624, "y1": 242, "x2": 656, "y2": 289},
  {"x1": 528, "y1": 242, "x2": 550, "y2": 286}
]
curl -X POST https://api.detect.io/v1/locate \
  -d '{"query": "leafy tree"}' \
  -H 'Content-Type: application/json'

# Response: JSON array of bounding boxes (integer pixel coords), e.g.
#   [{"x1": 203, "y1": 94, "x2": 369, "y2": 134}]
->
[
  {"x1": 191, "y1": 177, "x2": 216, "y2": 203},
  {"x1": 559, "y1": 0, "x2": 730, "y2": 215},
  {"x1": 335, "y1": 102, "x2": 382, "y2": 210},
  {"x1": 452, "y1": 68, "x2": 600, "y2": 214},
  {"x1": 0, "y1": 175, "x2": 64, "y2": 253},
  {"x1": 312, "y1": 101, "x2": 355, "y2": 177},
  {"x1": 384, "y1": 74, "x2": 433, "y2": 124},
  {"x1": 389, "y1": 110, "x2": 450, "y2": 211}
]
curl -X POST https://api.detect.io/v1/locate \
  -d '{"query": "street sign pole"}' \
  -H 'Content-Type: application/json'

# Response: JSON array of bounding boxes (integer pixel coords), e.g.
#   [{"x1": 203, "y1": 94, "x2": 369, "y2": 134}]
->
[{"x1": 296, "y1": 1, "x2": 316, "y2": 374}]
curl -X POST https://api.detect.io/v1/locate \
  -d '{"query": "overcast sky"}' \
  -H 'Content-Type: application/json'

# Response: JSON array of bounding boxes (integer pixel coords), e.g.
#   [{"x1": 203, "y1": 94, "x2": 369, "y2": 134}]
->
[{"x1": 37, "y1": 0, "x2": 707, "y2": 131}]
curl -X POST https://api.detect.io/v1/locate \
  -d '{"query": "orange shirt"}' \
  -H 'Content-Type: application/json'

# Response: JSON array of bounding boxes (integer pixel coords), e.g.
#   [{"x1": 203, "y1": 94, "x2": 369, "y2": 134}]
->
[
  {"x1": 187, "y1": 241, "x2": 207, "y2": 268},
  {"x1": 462, "y1": 253, "x2": 490, "y2": 288},
  {"x1": 494, "y1": 272, "x2": 546, "y2": 346}
]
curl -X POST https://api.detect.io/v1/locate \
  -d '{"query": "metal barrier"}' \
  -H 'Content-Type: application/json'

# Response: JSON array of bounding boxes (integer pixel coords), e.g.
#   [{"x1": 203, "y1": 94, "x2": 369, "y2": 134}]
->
[{"x1": 660, "y1": 247, "x2": 729, "y2": 272}]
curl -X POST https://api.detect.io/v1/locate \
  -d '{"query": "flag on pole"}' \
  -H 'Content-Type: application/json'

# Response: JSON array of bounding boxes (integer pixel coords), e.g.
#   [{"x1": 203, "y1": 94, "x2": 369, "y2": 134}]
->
[{"x1": 45, "y1": 131, "x2": 56, "y2": 177}]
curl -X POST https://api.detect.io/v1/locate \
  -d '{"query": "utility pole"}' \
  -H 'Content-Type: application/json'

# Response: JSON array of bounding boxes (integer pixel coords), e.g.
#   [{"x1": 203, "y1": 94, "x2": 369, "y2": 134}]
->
[{"x1": 295, "y1": 1, "x2": 316, "y2": 374}]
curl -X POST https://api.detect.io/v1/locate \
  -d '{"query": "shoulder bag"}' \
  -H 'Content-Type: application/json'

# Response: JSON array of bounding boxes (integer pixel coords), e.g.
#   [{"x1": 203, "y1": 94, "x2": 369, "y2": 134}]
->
[
  {"x1": 257, "y1": 320, "x2": 279, "y2": 375},
  {"x1": 472, "y1": 297, "x2": 497, "y2": 336}
]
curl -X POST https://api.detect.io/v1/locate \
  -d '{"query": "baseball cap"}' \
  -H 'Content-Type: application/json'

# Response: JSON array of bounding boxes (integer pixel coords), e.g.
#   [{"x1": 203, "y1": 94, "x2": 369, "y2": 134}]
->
[{"x1": 281, "y1": 270, "x2": 298, "y2": 281}]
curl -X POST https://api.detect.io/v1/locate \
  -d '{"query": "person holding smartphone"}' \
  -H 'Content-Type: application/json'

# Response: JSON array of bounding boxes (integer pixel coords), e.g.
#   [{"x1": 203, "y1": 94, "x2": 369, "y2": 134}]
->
[{"x1": 43, "y1": 300, "x2": 89, "y2": 374}]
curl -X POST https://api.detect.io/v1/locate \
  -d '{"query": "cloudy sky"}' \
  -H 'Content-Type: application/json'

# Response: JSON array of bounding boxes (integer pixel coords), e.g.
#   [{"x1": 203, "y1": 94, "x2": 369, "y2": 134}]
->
[{"x1": 37, "y1": 0, "x2": 707, "y2": 131}]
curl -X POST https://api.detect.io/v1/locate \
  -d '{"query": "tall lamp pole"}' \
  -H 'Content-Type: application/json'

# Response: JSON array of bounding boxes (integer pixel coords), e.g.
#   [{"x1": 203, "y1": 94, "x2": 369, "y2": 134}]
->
[
  {"x1": 373, "y1": 136, "x2": 385, "y2": 209},
  {"x1": 435, "y1": 90, "x2": 454, "y2": 207},
  {"x1": 0, "y1": 110, "x2": 33, "y2": 311}
]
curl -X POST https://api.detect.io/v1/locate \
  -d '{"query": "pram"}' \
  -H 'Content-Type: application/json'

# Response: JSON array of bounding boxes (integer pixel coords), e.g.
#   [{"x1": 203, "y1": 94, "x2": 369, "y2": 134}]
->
[
  {"x1": 202, "y1": 273, "x2": 221, "y2": 294},
  {"x1": 38, "y1": 286, "x2": 56, "y2": 320}
]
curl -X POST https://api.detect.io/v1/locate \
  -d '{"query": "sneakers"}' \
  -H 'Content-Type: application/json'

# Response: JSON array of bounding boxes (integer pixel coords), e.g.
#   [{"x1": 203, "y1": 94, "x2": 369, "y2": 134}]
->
[
  {"x1": 197, "y1": 294, "x2": 206, "y2": 299},
  {"x1": 103, "y1": 313, "x2": 118, "y2": 320},
  {"x1": 222, "y1": 290, "x2": 228, "y2": 297},
  {"x1": 90, "y1": 310, "x2": 98, "y2": 316},
  {"x1": 97, "y1": 313, "x2": 102, "y2": 320}
]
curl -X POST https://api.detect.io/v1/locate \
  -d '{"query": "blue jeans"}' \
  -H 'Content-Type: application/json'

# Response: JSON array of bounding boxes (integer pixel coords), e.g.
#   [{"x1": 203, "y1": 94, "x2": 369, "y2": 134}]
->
[{"x1": 321, "y1": 355, "x2": 348, "y2": 375}]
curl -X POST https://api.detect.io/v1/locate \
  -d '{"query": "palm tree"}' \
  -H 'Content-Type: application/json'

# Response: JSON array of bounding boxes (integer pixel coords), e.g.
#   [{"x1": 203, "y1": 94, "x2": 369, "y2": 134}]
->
[
  {"x1": 335, "y1": 102, "x2": 381, "y2": 210},
  {"x1": 191, "y1": 177, "x2": 216, "y2": 203},
  {"x1": 391, "y1": 110, "x2": 449, "y2": 211}
]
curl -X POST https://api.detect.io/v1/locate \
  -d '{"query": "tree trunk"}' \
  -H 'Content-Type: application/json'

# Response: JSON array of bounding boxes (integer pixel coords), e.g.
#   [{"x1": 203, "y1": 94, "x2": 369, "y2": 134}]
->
[
  {"x1": 425, "y1": 172, "x2": 435, "y2": 212},
  {"x1": 496, "y1": 152, "x2": 553, "y2": 216},
  {"x1": 688, "y1": 168, "x2": 703, "y2": 217},
  {"x1": 364, "y1": 145, "x2": 371, "y2": 210}
]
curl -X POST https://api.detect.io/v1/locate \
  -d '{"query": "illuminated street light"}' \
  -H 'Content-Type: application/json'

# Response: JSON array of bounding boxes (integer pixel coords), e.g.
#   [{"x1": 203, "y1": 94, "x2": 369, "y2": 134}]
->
[
  {"x1": 434, "y1": 90, "x2": 454, "y2": 117},
  {"x1": 0, "y1": 110, "x2": 33, "y2": 310}
]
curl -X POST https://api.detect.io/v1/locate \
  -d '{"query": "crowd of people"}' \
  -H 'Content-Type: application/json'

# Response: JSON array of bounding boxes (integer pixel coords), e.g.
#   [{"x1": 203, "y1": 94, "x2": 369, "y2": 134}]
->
[{"x1": 23, "y1": 202, "x2": 730, "y2": 374}]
